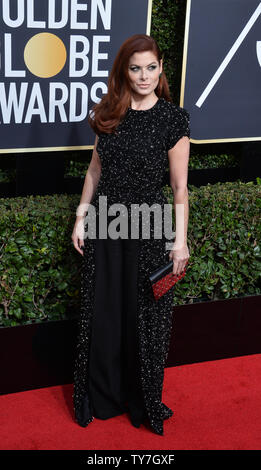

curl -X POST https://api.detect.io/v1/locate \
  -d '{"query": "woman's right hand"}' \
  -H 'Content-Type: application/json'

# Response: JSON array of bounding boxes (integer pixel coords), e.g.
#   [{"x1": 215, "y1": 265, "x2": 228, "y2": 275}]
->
[{"x1": 71, "y1": 216, "x2": 85, "y2": 256}]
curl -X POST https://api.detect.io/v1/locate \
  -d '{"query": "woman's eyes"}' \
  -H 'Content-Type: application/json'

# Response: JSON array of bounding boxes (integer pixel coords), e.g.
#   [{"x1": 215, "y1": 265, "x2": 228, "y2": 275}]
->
[{"x1": 130, "y1": 65, "x2": 157, "y2": 72}]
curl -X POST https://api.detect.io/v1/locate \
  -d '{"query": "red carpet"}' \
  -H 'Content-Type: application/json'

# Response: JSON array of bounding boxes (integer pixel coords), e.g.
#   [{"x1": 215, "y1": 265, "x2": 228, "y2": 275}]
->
[{"x1": 1, "y1": 354, "x2": 261, "y2": 450}]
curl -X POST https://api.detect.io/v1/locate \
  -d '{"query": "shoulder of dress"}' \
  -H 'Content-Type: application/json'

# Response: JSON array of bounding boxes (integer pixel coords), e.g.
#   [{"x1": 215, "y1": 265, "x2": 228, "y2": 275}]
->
[
  {"x1": 163, "y1": 99, "x2": 188, "y2": 112},
  {"x1": 160, "y1": 100, "x2": 190, "y2": 123}
]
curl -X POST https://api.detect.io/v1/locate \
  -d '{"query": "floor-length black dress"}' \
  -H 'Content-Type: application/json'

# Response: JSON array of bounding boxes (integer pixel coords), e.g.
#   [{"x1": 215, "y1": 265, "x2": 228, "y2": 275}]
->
[{"x1": 73, "y1": 97, "x2": 190, "y2": 435}]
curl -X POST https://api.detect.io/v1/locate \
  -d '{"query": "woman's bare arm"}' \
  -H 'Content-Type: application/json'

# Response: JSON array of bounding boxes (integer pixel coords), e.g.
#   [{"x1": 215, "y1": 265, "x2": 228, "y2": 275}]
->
[
  {"x1": 72, "y1": 135, "x2": 102, "y2": 255},
  {"x1": 168, "y1": 135, "x2": 190, "y2": 274},
  {"x1": 77, "y1": 134, "x2": 101, "y2": 217}
]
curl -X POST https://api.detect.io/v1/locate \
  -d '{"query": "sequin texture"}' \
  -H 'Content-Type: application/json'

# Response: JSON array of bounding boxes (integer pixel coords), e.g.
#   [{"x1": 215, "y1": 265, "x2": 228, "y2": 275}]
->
[{"x1": 73, "y1": 97, "x2": 190, "y2": 435}]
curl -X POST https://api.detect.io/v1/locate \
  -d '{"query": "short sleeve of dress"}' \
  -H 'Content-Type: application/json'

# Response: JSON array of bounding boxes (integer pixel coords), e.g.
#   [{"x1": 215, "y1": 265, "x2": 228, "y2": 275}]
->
[{"x1": 166, "y1": 106, "x2": 190, "y2": 150}]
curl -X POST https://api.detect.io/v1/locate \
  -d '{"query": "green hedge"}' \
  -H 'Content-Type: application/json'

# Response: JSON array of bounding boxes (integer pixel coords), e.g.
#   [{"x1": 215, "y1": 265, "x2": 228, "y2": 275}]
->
[
  {"x1": 165, "y1": 181, "x2": 261, "y2": 305},
  {"x1": 0, "y1": 195, "x2": 80, "y2": 327},
  {"x1": 0, "y1": 181, "x2": 260, "y2": 327}
]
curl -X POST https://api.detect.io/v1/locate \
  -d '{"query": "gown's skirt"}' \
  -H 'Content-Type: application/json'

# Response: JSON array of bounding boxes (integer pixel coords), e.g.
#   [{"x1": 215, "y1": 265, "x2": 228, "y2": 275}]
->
[
  {"x1": 74, "y1": 200, "x2": 175, "y2": 435},
  {"x1": 88, "y1": 236, "x2": 145, "y2": 426}
]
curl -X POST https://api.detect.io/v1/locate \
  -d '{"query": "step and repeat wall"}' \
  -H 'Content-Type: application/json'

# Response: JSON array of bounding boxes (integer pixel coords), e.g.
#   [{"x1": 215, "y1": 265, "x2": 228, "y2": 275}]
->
[
  {"x1": 0, "y1": 0, "x2": 152, "y2": 153},
  {"x1": 0, "y1": 0, "x2": 260, "y2": 153},
  {"x1": 181, "y1": 0, "x2": 261, "y2": 144}
]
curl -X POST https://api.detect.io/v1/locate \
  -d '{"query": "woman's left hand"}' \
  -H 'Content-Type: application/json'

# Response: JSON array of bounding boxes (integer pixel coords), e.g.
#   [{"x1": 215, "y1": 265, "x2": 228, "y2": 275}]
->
[{"x1": 169, "y1": 243, "x2": 190, "y2": 275}]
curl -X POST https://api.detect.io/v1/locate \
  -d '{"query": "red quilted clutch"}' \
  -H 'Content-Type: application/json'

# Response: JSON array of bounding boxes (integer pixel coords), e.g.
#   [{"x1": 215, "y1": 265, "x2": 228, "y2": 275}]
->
[{"x1": 149, "y1": 260, "x2": 188, "y2": 301}]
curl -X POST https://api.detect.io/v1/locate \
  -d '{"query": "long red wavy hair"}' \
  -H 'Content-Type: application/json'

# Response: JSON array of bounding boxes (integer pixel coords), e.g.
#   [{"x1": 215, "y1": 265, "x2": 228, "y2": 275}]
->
[{"x1": 88, "y1": 34, "x2": 172, "y2": 135}]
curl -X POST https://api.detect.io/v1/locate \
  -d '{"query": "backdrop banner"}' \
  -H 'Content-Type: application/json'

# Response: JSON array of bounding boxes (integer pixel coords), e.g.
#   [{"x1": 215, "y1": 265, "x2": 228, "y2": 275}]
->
[
  {"x1": 181, "y1": 0, "x2": 261, "y2": 144},
  {"x1": 0, "y1": 0, "x2": 152, "y2": 153}
]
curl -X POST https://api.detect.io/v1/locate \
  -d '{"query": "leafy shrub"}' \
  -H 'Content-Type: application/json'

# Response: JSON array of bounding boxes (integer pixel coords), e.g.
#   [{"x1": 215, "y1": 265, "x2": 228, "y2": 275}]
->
[{"x1": 0, "y1": 181, "x2": 260, "y2": 327}]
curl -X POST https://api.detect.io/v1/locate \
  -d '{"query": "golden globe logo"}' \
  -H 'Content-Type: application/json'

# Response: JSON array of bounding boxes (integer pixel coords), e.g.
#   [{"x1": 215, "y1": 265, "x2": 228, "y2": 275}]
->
[
  {"x1": 0, "y1": 0, "x2": 112, "y2": 124},
  {"x1": 24, "y1": 33, "x2": 67, "y2": 78}
]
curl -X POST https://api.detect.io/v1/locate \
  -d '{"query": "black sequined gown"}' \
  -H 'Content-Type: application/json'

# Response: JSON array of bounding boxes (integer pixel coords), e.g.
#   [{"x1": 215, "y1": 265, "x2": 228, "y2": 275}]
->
[{"x1": 73, "y1": 97, "x2": 190, "y2": 435}]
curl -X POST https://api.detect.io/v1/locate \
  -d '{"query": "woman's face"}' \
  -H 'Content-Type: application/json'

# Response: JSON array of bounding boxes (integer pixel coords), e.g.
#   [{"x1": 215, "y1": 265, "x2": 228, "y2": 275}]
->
[{"x1": 127, "y1": 50, "x2": 162, "y2": 97}]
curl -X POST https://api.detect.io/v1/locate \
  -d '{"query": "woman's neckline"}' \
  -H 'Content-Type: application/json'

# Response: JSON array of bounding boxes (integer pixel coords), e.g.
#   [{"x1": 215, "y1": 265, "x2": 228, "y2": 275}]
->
[{"x1": 128, "y1": 97, "x2": 162, "y2": 113}]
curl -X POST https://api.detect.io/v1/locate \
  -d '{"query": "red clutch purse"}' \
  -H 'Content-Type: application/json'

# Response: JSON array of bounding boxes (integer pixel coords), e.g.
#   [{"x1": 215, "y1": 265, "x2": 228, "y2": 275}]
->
[{"x1": 149, "y1": 259, "x2": 188, "y2": 301}]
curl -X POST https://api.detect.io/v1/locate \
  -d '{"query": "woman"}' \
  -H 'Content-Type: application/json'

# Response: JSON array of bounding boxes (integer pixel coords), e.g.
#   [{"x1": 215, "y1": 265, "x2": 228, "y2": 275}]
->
[{"x1": 71, "y1": 34, "x2": 190, "y2": 436}]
